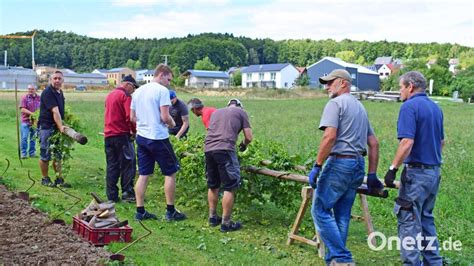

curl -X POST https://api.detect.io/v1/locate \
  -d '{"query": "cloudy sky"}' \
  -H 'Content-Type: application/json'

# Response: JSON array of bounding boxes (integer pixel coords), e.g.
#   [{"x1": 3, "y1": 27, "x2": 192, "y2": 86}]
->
[{"x1": 0, "y1": 0, "x2": 472, "y2": 46}]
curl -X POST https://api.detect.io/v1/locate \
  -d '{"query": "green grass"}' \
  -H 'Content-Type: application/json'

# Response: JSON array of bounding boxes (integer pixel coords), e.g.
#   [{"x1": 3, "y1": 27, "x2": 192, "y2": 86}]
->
[{"x1": 0, "y1": 91, "x2": 472, "y2": 264}]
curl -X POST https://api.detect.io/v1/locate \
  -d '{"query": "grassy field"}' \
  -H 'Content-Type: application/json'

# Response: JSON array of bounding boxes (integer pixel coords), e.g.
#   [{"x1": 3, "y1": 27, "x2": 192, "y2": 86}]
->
[{"x1": 0, "y1": 91, "x2": 473, "y2": 265}]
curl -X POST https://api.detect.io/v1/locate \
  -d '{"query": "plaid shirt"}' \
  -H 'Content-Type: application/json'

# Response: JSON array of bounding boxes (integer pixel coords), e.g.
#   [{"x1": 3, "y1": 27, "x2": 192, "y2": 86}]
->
[{"x1": 19, "y1": 93, "x2": 41, "y2": 125}]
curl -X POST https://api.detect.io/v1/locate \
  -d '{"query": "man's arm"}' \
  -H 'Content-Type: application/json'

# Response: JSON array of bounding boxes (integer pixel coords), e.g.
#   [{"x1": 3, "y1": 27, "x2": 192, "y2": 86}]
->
[
  {"x1": 390, "y1": 138, "x2": 414, "y2": 169},
  {"x1": 367, "y1": 134, "x2": 379, "y2": 173},
  {"x1": 242, "y1": 128, "x2": 252, "y2": 145},
  {"x1": 160, "y1": 105, "x2": 176, "y2": 128},
  {"x1": 315, "y1": 127, "x2": 337, "y2": 165},
  {"x1": 51, "y1": 106, "x2": 65, "y2": 133},
  {"x1": 130, "y1": 109, "x2": 136, "y2": 123},
  {"x1": 175, "y1": 115, "x2": 189, "y2": 139},
  {"x1": 20, "y1": 107, "x2": 34, "y2": 116}
]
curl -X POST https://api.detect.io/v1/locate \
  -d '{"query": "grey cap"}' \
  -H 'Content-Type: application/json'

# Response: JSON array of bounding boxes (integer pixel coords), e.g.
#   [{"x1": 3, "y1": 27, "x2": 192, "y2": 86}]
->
[
  {"x1": 319, "y1": 69, "x2": 352, "y2": 84},
  {"x1": 227, "y1": 98, "x2": 243, "y2": 108}
]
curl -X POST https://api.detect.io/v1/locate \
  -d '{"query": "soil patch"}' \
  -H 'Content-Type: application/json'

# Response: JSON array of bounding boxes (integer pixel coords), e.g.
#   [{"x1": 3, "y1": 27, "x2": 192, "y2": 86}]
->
[{"x1": 0, "y1": 185, "x2": 111, "y2": 264}]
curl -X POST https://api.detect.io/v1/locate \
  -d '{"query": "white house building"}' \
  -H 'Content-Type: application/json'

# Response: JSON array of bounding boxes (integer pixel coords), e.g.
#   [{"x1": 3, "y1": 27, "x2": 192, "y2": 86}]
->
[
  {"x1": 182, "y1": 70, "x2": 230, "y2": 88},
  {"x1": 135, "y1": 69, "x2": 150, "y2": 82},
  {"x1": 377, "y1": 64, "x2": 395, "y2": 80},
  {"x1": 241, "y1": 63, "x2": 299, "y2": 89},
  {"x1": 142, "y1": 70, "x2": 154, "y2": 84},
  {"x1": 62, "y1": 73, "x2": 108, "y2": 87}
]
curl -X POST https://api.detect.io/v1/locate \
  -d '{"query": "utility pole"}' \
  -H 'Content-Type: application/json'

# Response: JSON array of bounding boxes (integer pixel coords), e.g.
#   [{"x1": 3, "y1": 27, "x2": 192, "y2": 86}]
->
[
  {"x1": 161, "y1": 54, "x2": 169, "y2": 65},
  {"x1": 0, "y1": 30, "x2": 37, "y2": 69}
]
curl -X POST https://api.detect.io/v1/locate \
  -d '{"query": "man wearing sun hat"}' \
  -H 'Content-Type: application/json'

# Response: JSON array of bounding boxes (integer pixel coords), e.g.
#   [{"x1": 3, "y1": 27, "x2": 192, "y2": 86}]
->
[
  {"x1": 168, "y1": 90, "x2": 189, "y2": 139},
  {"x1": 308, "y1": 69, "x2": 381, "y2": 265},
  {"x1": 103, "y1": 74, "x2": 139, "y2": 202}
]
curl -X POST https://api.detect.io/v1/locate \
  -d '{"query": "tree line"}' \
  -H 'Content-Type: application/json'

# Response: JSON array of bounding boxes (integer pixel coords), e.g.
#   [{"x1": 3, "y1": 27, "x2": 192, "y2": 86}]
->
[{"x1": 1, "y1": 30, "x2": 472, "y2": 73}]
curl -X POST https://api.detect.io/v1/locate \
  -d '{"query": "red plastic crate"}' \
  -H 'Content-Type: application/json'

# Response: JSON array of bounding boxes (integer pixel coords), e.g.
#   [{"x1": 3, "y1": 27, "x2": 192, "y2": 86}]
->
[{"x1": 72, "y1": 216, "x2": 133, "y2": 246}]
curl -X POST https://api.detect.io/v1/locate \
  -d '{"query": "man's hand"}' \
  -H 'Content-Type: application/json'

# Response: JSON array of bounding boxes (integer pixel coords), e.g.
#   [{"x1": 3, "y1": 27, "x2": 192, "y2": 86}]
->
[
  {"x1": 59, "y1": 125, "x2": 66, "y2": 133},
  {"x1": 367, "y1": 173, "x2": 384, "y2": 192},
  {"x1": 384, "y1": 167, "x2": 398, "y2": 188},
  {"x1": 308, "y1": 164, "x2": 322, "y2": 189},
  {"x1": 238, "y1": 141, "x2": 247, "y2": 152}
]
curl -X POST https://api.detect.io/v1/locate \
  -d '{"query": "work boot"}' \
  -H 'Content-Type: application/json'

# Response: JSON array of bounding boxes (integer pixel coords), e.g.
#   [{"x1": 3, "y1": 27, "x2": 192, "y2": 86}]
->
[
  {"x1": 165, "y1": 209, "x2": 187, "y2": 222},
  {"x1": 41, "y1": 176, "x2": 54, "y2": 187},
  {"x1": 54, "y1": 177, "x2": 71, "y2": 188},
  {"x1": 209, "y1": 215, "x2": 222, "y2": 227},
  {"x1": 220, "y1": 221, "x2": 242, "y2": 232},
  {"x1": 121, "y1": 192, "x2": 136, "y2": 203},
  {"x1": 329, "y1": 260, "x2": 355, "y2": 266}
]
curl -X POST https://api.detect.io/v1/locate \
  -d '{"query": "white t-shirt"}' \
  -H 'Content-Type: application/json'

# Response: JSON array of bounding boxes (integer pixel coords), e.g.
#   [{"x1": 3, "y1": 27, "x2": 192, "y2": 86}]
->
[{"x1": 131, "y1": 82, "x2": 171, "y2": 140}]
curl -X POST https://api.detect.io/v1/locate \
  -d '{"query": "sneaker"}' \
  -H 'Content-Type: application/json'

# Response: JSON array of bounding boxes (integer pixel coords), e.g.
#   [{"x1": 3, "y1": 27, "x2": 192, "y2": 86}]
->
[
  {"x1": 121, "y1": 193, "x2": 136, "y2": 202},
  {"x1": 135, "y1": 211, "x2": 158, "y2": 221},
  {"x1": 54, "y1": 178, "x2": 71, "y2": 188},
  {"x1": 220, "y1": 221, "x2": 242, "y2": 233},
  {"x1": 209, "y1": 216, "x2": 222, "y2": 227},
  {"x1": 41, "y1": 176, "x2": 55, "y2": 187},
  {"x1": 165, "y1": 210, "x2": 187, "y2": 222},
  {"x1": 21, "y1": 155, "x2": 28, "y2": 159},
  {"x1": 29, "y1": 154, "x2": 38, "y2": 158}
]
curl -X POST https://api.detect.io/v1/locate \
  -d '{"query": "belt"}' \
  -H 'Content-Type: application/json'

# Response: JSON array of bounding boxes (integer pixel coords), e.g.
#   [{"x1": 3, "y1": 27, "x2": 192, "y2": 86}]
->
[
  {"x1": 406, "y1": 163, "x2": 436, "y2": 169},
  {"x1": 330, "y1": 154, "x2": 358, "y2": 159}
]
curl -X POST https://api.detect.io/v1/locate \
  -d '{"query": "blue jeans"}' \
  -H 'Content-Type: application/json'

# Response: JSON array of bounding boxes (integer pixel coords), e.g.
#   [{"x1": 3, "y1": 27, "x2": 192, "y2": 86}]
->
[
  {"x1": 20, "y1": 122, "x2": 37, "y2": 157},
  {"x1": 311, "y1": 157, "x2": 365, "y2": 264},
  {"x1": 395, "y1": 166, "x2": 442, "y2": 266}
]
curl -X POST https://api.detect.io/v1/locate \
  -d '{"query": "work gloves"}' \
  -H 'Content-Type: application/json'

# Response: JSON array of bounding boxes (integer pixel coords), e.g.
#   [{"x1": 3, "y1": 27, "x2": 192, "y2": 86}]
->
[
  {"x1": 238, "y1": 141, "x2": 247, "y2": 152},
  {"x1": 384, "y1": 167, "x2": 398, "y2": 188},
  {"x1": 308, "y1": 164, "x2": 322, "y2": 189},
  {"x1": 367, "y1": 173, "x2": 384, "y2": 193}
]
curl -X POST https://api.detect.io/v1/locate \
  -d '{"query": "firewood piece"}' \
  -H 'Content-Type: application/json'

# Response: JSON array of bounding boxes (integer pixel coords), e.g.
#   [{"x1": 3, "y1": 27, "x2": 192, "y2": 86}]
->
[
  {"x1": 90, "y1": 192, "x2": 104, "y2": 204},
  {"x1": 63, "y1": 126, "x2": 88, "y2": 145},
  {"x1": 109, "y1": 220, "x2": 128, "y2": 228},
  {"x1": 98, "y1": 202, "x2": 115, "y2": 210},
  {"x1": 88, "y1": 216, "x2": 97, "y2": 227}
]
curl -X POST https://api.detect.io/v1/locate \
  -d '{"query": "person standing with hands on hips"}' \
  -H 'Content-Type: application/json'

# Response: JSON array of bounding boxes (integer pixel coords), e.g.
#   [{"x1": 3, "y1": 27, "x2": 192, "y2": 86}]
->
[{"x1": 308, "y1": 69, "x2": 381, "y2": 265}]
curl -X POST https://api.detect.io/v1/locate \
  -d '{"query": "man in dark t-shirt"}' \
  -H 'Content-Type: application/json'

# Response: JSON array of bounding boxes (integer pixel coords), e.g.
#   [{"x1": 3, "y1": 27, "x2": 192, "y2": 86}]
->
[
  {"x1": 168, "y1": 90, "x2": 189, "y2": 139},
  {"x1": 204, "y1": 98, "x2": 252, "y2": 232},
  {"x1": 38, "y1": 71, "x2": 69, "y2": 187}
]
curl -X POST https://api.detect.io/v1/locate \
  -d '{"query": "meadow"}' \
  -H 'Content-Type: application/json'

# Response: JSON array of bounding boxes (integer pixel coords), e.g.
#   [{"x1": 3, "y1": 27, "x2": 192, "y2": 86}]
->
[{"x1": 0, "y1": 90, "x2": 472, "y2": 265}]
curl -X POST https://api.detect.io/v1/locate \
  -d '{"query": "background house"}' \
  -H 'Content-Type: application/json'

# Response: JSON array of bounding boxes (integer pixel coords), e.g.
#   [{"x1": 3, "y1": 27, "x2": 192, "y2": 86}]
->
[
  {"x1": 377, "y1": 64, "x2": 396, "y2": 80},
  {"x1": 135, "y1": 69, "x2": 150, "y2": 82},
  {"x1": 241, "y1": 63, "x2": 299, "y2": 89},
  {"x1": 182, "y1": 70, "x2": 230, "y2": 88},
  {"x1": 35, "y1": 65, "x2": 58, "y2": 82},
  {"x1": 0, "y1": 66, "x2": 37, "y2": 90},
  {"x1": 62, "y1": 73, "x2": 108, "y2": 87},
  {"x1": 449, "y1": 58, "x2": 459, "y2": 74},
  {"x1": 142, "y1": 70, "x2": 154, "y2": 84},
  {"x1": 306, "y1": 57, "x2": 380, "y2": 91},
  {"x1": 93, "y1": 67, "x2": 135, "y2": 86}
]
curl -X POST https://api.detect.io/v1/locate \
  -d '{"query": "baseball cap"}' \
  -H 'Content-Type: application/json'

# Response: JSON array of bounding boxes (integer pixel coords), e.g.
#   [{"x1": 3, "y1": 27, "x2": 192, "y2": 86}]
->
[
  {"x1": 169, "y1": 90, "x2": 177, "y2": 99},
  {"x1": 122, "y1": 75, "x2": 139, "y2": 88},
  {"x1": 319, "y1": 69, "x2": 352, "y2": 84},
  {"x1": 227, "y1": 98, "x2": 243, "y2": 108}
]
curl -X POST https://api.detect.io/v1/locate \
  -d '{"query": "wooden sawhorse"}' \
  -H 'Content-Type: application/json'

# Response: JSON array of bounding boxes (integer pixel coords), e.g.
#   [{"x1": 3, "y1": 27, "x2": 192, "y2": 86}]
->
[{"x1": 286, "y1": 186, "x2": 375, "y2": 258}]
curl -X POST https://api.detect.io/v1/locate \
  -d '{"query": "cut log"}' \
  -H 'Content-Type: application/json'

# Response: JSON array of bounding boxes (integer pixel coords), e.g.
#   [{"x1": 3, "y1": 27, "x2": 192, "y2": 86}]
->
[
  {"x1": 91, "y1": 192, "x2": 105, "y2": 204},
  {"x1": 259, "y1": 160, "x2": 307, "y2": 172},
  {"x1": 63, "y1": 126, "x2": 88, "y2": 145},
  {"x1": 243, "y1": 166, "x2": 308, "y2": 183}
]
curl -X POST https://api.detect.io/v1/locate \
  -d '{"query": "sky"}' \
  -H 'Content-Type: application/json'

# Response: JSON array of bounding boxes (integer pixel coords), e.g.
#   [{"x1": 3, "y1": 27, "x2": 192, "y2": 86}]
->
[{"x1": 0, "y1": 0, "x2": 473, "y2": 46}]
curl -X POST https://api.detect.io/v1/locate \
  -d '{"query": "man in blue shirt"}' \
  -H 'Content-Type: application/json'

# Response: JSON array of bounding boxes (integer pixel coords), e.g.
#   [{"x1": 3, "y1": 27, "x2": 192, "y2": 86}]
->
[{"x1": 384, "y1": 71, "x2": 444, "y2": 265}]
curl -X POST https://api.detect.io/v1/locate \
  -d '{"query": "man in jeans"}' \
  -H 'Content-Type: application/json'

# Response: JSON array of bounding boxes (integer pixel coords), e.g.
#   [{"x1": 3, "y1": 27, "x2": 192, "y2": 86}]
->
[
  {"x1": 205, "y1": 98, "x2": 252, "y2": 232},
  {"x1": 19, "y1": 84, "x2": 40, "y2": 158},
  {"x1": 131, "y1": 64, "x2": 186, "y2": 221},
  {"x1": 384, "y1": 71, "x2": 444, "y2": 266},
  {"x1": 308, "y1": 69, "x2": 380, "y2": 265},
  {"x1": 38, "y1": 71, "x2": 69, "y2": 187},
  {"x1": 104, "y1": 75, "x2": 138, "y2": 202}
]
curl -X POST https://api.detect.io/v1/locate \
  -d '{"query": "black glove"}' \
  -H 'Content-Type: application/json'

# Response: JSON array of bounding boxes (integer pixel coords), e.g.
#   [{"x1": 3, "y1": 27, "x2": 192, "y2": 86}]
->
[
  {"x1": 367, "y1": 173, "x2": 384, "y2": 193},
  {"x1": 384, "y1": 167, "x2": 398, "y2": 188},
  {"x1": 239, "y1": 141, "x2": 247, "y2": 152}
]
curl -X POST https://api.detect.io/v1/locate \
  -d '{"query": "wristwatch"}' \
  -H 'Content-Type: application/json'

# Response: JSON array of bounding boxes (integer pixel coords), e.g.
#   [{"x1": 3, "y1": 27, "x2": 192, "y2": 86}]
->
[{"x1": 389, "y1": 165, "x2": 398, "y2": 171}]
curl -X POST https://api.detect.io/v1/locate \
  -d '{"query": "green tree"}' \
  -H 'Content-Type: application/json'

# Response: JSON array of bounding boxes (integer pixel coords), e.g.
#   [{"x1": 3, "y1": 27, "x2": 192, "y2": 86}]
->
[
  {"x1": 194, "y1": 56, "x2": 219, "y2": 70},
  {"x1": 134, "y1": 60, "x2": 142, "y2": 70},
  {"x1": 125, "y1": 59, "x2": 136, "y2": 69},
  {"x1": 450, "y1": 65, "x2": 474, "y2": 101},
  {"x1": 231, "y1": 69, "x2": 242, "y2": 86},
  {"x1": 459, "y1": 50, "x2": 474, "y2": 69},
  {"x1": 335, "y1": 50, "x2": 356, "y2": 63},
  {"x1": 295, "y1": 74, "x2": 310, "y2": 86}
]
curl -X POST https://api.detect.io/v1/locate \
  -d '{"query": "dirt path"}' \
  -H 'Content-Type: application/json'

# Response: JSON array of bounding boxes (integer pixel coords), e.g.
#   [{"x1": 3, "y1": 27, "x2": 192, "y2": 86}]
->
[{"x1": 0, "y1": 185, "x2": 111, "y2": 264}]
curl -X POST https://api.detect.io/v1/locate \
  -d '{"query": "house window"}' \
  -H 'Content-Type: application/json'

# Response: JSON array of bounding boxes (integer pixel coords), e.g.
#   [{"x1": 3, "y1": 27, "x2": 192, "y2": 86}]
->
[
  {"x1": 246, "y1": 73, "x2": 251, "y2": 80},
  {"x1": 259, "y1": 73, "x2": 264, "y2": 80},
  {"x1": 285, "y1": 82, "x2": 288, "y2": 87},
  {"x1": 379, "y1": 73, "x2": 383, "y2": 76},
  {"x1": 270, "y1": 72, "x2": 276, "y2": 80},
  {"x1": 351, "y1": 73, "x2": 356, "y2": 79}
]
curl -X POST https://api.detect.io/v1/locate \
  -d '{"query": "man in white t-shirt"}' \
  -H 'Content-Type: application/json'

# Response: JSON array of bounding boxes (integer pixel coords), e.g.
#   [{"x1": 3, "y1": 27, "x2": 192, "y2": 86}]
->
[{"x1": 131, "y1": 64, "x2": 186, "y2": 221}]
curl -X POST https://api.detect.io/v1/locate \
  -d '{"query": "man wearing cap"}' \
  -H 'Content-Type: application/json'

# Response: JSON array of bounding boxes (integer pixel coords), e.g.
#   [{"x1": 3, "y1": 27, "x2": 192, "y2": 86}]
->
[
  {"x1": 204, "y1": 98, "x2": 252, "y2": 232},
  {"x1": 38, "y1": 71, "x2": 70, "y2": 187},
  {"x1": 103, "y1": 75, "x2": 138, "y2": 202},
  {"x1": 187, "y1": 98, "x2": 216, "y2": 130},
  {"x1": 19, "y1": 84, "x2": 41, "y2": 159},
  {"x1": 309, "y1": 69, "x2": 381, "y2": 265},
  {"x1": 168, "y1": 90, "x2": 189, "y2": 139},
  {"x1": 131, "y1": 64, "x2": 186, "y2": 221},
  {"x1": 384, "y1": 71, "x2": 444, "y2": 265}
]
